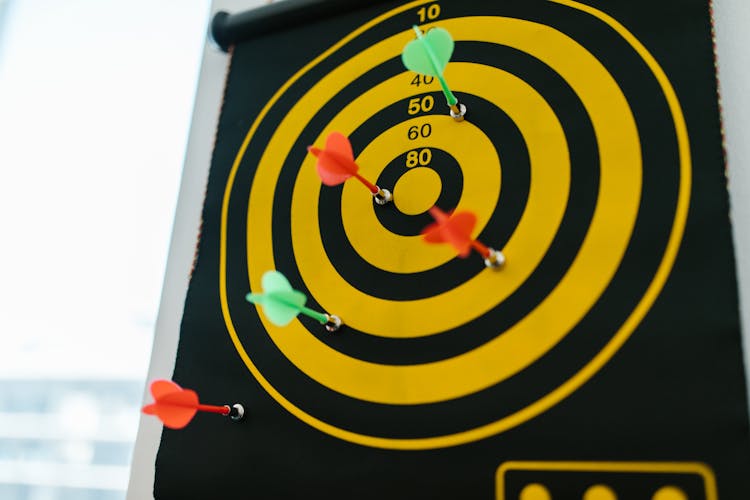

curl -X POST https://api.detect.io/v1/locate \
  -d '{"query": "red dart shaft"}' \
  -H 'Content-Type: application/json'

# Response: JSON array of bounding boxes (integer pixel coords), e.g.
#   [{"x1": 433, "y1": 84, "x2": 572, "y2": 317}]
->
[
  {"x1": 150, "y1": 401, "x2": 229, "y2": 415},
  {"x1": 196, "y1": 404, "x2": 230, "y2": 415},
  {"x1": 352, "y1": 172, "x2": 379, "y2": 194},
  {"x1": 150, "y1": 401, "x2": 230, "y2": 415},
  {"x1": 470, "y1": 239, "x2": 491, "y2": 258}
]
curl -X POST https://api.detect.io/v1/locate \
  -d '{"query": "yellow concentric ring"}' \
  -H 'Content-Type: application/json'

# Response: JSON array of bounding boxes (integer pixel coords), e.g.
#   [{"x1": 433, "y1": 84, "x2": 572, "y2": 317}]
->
[
  {"x1": 220, "y1": 0, "x2": 690, "y2": 449},
  {"x1": 338, "y1": 113, "x2": 501, "y2": 274},
  {"x1": 253, "y1": 26, "x2": 638, "y2": 403},
  {"x1": 289, "y1": 64, "x2": 568, "y2": 336}
]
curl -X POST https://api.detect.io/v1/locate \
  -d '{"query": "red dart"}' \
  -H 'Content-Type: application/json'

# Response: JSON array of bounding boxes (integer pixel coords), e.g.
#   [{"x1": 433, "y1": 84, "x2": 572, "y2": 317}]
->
[
  {"x1": 422, "y1": 206, "x2": 505, "y2": 268},
  {"x1": 141, "y1": 380, "x2": 244, "y2": 429},
  {"x1": 308, "y1": 132, "x2": 392, "y2": 204}
]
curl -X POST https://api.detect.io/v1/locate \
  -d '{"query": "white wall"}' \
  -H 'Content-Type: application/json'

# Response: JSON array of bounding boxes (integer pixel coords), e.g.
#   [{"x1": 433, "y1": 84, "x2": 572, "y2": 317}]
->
[
  {"x1": 125, "y1": 2, "x2": 267, "y2": 498},
  {"x1": 714, "y1": 0, "x2": 750, "y2": 380}
]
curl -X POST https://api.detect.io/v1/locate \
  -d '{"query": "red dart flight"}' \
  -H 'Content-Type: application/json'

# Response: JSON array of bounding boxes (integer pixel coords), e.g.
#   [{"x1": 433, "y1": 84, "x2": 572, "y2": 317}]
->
[
  {"x1": 422, "y1": 206, "x2": 478, "y2": 257},
  {"x1": 421, "y1": 206, "x2": 505, "y2": 268},
  {"x1": 308, "y1": 132, "x2": 365, "y2": 186},
  {"x1": 307, "y1": 132, "x2": 389, "y2": 201},
  {"x1": 142, "y1": 379, "x2": 235, "y2": 429}
]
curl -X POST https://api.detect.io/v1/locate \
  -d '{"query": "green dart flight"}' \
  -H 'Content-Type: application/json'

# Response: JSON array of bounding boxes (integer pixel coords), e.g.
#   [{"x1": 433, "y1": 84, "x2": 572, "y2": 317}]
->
[
  {"x1": 402, "y1": 25, "x2": 466, "y2": 120},
  {"x1": 246, "y1": 270, "x2": 342, "y2": 331}
]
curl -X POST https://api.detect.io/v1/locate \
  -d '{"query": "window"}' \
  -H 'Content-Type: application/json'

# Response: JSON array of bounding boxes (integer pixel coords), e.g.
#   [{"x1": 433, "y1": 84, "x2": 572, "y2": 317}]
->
[{"x1": 0, "y1": 1, "x2": 209, "y2": 497}]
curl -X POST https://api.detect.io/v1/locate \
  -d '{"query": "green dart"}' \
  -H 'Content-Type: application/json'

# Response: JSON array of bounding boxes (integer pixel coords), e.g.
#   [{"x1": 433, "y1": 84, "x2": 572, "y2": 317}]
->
[
  {"x1": 246, "y1": 270, "x2": 342, "y2": 332},
  {"x1": 402, "y1": 25, "x2": 466, "y2": 121}
]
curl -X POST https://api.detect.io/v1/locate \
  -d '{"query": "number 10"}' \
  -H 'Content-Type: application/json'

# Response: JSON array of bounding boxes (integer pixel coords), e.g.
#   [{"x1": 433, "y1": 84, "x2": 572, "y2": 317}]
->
[{"x1": 417, "y1": 4, "x2": 441, "y2": 23}]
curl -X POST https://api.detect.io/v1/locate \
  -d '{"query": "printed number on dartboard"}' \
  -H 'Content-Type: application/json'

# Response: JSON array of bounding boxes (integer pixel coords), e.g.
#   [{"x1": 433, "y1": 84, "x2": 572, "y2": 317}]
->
[
  {"x1": 410, "y1": 75, "x2": 435, "y2": 87},
  {"x1": 406, "y1": 148, "x2": 432, "y2": 168},
  {"x1": 416, "y1": 3, "x2": 441, "y2": 23},
  {"x1": 407, "y1": 95, "x2": 435, "y2": 115},
  {"x1": 407, "y1": 123, "x2": 432, "y2": 140}
]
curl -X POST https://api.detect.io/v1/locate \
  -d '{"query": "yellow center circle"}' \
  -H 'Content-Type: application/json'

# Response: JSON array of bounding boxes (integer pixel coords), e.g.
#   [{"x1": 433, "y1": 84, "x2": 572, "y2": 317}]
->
[
  {"x1": 393, "y1": 167, "x2": 442, "y2": 215},
  {"x1": 584, "y1": 484, "x2": 618, "y2": 500},
  {"x1": 652, "y1": 486, "x2": 688, "y2": 500},
  {"x1": 393, "y1": 167, "x2": 440, "y2": 215},
  {"x1": 519, "y1": 483, "x2": 552, "y2": 500},
  {"x1": 219, "y1": 0, "x2": 692, "y2": 450}
]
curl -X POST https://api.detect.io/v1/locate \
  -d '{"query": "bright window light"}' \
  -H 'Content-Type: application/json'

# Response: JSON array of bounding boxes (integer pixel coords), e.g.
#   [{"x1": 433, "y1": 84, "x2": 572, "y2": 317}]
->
[{"x1": 0, "y1": 0, "x2": 209, "y2": 497}]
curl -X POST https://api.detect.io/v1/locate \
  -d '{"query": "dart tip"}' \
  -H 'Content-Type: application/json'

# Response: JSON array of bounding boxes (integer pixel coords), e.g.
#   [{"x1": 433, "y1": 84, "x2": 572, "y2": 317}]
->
[
  {"x1": 373, "y1": 188, "x2": 392, "y2": 205},
  {"x1": 450, "y1": 103, "x2": 467, "y2": 121},
  {"x1": 484, "y1": 248, "x2": 506, "y2": 269},
  {"x1": 228, "y1": 403, "x2": 245, "y2": 421},
  {"x1": 324, "y1": 314, "x2": 343, "y2": 332},
  {"x1": 307, "y1": 145, "x2": 321, "y2": 157}
]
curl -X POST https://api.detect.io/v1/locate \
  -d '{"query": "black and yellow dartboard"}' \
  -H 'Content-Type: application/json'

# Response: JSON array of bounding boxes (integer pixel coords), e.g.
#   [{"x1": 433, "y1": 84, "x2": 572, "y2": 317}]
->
[{"x1": 156, "y1": 0, "x2": 750, "y2": 498}]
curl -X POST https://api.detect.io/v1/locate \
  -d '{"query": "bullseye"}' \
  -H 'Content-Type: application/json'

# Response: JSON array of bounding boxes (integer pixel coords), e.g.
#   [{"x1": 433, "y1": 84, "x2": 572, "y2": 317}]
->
[{"x1": 393, "y1": 167, "x2": 442, "y2": 215}]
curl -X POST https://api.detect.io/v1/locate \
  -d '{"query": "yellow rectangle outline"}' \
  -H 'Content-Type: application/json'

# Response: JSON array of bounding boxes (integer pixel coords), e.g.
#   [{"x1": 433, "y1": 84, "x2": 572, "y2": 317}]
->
[{"x1": 496, "y1": 460, "x2": 718, "y2": 500}]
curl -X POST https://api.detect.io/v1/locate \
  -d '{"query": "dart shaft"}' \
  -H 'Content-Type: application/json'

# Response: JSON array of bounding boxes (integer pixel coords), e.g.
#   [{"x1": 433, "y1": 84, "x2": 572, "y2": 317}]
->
[
  {"x1": 470, "y1": 239, "x2": 490, "y2": 258},
  {"x1": 299, "y1": 306, "x2": 329, "y2": 324},
  {"x1": 352, "y1": 172, "x2": 379, "y2": 194},
  {"x1": 155, "y1": 401, "x2": 230, "y2": 415},
  {"x1": 196, "y1": 404, "x2": 230, "y2": 415},
  {"x1": 412, "y1": 26, "x2": 458, "y2": 107},
  {"x1": 436, "y1": 74, "x2": 458, "y2": 107}
]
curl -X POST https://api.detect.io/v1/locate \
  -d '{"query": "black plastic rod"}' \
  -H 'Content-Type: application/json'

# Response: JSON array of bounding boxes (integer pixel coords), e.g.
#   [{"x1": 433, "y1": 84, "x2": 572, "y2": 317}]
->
[{"x1": 211, "y1": 0, "x2": 395, "y2": 52}]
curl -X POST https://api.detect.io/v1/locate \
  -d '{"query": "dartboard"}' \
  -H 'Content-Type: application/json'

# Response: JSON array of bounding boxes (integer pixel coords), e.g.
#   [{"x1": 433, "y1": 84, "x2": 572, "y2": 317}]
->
[{"x1": 156, "y1": 0, "x2": 750, "y2": 498}]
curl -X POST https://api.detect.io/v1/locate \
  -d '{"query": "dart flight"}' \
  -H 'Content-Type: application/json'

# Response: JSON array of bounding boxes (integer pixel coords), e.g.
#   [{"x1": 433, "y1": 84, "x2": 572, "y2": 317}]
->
[
  {"x1": 402, "y1": 26, "x2": 465, "y2": 120},
  {"x1": 308, "y1": 132, "x2": 392, "y2": 204},
  {"x1": 422, "y1": 206, "x2": 505, "y2": 268},
  {"x1": 246, "y1": 270, "x2": 342, "y2": 331}
]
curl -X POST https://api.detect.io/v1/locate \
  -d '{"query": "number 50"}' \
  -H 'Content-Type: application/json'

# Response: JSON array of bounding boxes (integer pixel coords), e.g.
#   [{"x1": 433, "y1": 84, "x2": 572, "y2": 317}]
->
[{"x1": 407, "y1": 95, "x2": 435, "y2": 115}]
